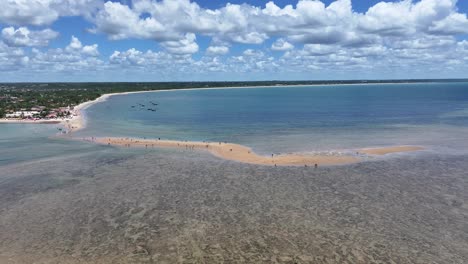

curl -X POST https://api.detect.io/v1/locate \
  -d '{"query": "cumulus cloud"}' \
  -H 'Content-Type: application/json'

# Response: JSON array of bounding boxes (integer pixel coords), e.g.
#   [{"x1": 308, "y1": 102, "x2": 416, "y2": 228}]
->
[
  {"x1": 206, "y1": 45, "x2": 229, "y2": 55},
  {"x1": 1, "y1": 27, "x2": 58, "y2": 47},
  {"x1": 66, "y1": 36, "x2": 83, "y2": 52},
  {"x1": 108, "y1": 47, "x2": 196, "y2": 78},
  {"x1": 82, "y1": 44, "x2": 99, "y2": 57},
  {"x1": 0, "y1": 36, "x2": 104, "y2": 75},
  {"x1": 271, "y1": 38, "x2": 294, "y2": 51},
  {"x1": 428, "y1": 13, "x2": 468, "y2": 34},
  {"x1": 88, "y1": 0, "x2": 468, "y2": 50},
  {"x1": 0, "y1": 41, "x2": 29, "y2": 71},
  {"x1": 92, "y1": 1, "x2": 167, "y2": 40},
  {"x1": 1, "y1": 0, "x2": 468, "y2": 80},
  {"x1": 64, "y1": 36, "x2": 100, "y2": 56},
  {"x1": 160, "y1": 33, "x2": 199, "y2": 54},
  {"x1": 0, "y1": 0, "x2": 103, "y2": 26},
  {"x1": 110, "y1": 48, "x2": 147, "y2": 66}
]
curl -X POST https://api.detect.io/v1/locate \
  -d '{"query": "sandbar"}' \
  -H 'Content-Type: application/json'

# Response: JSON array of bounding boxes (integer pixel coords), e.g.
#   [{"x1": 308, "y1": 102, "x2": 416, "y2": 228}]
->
[
  {"x1": 94, "y1": 137, "x2": 358, "y2": 166},
  {"x1": 359, "y1": 146, "x2": 425, "y2": 155},
  {"x1": 88, "y1": 137, "x2": 424, "y2": 166}
]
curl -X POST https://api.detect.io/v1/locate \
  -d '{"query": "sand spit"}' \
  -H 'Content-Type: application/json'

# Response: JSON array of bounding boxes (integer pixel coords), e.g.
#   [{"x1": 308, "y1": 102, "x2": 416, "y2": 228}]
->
[
  {"x1": 63, "y1": 93, "x2": 116, "y2": 132},
  {"x1": 90, "y1": 137, "x2": 424, "y2": 166},
  {"x1": 359, "y1": 146, "x2": 425, "y2": 155},
  {"x1": 94, "y1": 137, "x2": 358, "y2": 166}
]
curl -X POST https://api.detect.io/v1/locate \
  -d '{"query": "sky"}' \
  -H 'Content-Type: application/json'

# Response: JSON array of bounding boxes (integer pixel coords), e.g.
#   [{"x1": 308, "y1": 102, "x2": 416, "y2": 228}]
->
[{"x1": 1, "y1": 0, "x2": 468, "y2": 82}]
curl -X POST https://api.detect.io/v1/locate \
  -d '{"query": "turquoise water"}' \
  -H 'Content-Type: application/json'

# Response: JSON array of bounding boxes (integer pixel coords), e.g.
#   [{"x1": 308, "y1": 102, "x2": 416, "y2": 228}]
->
[
  {"x1": 0, "y1": 124, "x2": 103, "y2": 166},
  {"x1": 76, "y1": 83, "x2": 468, "y2": 154},
  {"x1": 2, "y1": 82, "x2": 468, "y2": 166}
]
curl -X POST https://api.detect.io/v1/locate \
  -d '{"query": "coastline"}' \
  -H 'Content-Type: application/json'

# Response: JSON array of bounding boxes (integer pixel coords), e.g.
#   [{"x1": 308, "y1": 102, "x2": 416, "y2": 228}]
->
[
  {"x1": 62, "y1": 93, "x2": 115, "y2": 132},
  {"x1": 2, "y1": 84, "x2": 426, "y2": 166},
  {"x1": 0, "y1": 82, "x2": 444, "y2": 132}
]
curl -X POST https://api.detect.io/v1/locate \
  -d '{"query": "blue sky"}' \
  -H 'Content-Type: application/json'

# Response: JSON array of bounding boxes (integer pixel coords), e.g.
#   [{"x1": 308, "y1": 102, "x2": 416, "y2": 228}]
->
[{"x1": 1, "y1": 0, "x2": 468, "y2": 82}]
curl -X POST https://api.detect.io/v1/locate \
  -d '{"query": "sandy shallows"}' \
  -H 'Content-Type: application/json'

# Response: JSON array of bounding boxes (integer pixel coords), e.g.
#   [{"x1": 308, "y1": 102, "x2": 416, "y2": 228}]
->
[
  {"x1": 91, "y1": 137, "x2": 423, "y2": 166},
  {"x1": 359, "y1": 146, "x2": 425, "y2": 155}
]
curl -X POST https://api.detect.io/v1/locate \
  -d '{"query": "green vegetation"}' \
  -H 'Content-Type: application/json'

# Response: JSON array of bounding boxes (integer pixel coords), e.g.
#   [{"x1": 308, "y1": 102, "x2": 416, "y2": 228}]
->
[{"x1": 1, "y1": 80, "x2": 467, "y2": 118}]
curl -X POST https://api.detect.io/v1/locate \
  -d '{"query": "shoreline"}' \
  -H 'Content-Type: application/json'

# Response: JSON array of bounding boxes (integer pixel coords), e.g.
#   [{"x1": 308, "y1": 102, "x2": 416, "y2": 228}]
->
[
  {"x1": 0, "y1": 81, "x2": 439, "y2": 132},
  {"x1": 0, "y1": 79, "x2": 450, "y2": 133},
  {"x1": 87, "y1": 137, "x2": 424, "y2": 166},
  {"x1": 1, "y1": 84, "x2": 427, "y2": 166}
]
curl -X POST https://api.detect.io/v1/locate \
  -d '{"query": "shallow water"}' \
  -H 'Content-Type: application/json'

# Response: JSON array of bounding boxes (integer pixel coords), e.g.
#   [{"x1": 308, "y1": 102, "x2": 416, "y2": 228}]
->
[
  {"x1": 0, "y1": 124, "x2": 104, "y2": 166},
  {"x1": 0, "y1": 145, "x2": 467, "y2": 263},
  {"x1": 1, "y1": 83, "x2": 468, "y2": 263},
  {"x1": 77, "y1": 83, "x2": 468, "y2": 154}
]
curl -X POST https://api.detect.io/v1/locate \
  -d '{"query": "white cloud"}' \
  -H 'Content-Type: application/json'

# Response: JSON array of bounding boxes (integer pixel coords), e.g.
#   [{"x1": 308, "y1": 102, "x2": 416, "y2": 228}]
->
[
  {"x1": 1, "y1": 0, "x2": 468, "y2": 80},
  {"x1": 429, "y1": 13, "x2": 468, "y2": 34},
  {"x1": 87, "y1": 0, "x2": 468, "y2": 56},
  {"x1": 0, "y1": 41, "x2": 29, "y2": 71},
  {"x1": 206, "y1": 45, "x2": 229, "y2": 55},
  {"x1": 230, "y1": 32, "x2": 268, "y2": 45},
  {"x1": 63, "y1": 36, "x2": 100, "y2": 57},
  {"x1": 66, "y1": 36, "x2": 83, "y2": 52},
  {"x1": 160, "y1": 33, "x2": 199, "y2": 54},
  {"x1": 93, "y1": 1, "x2": 167, "y2": 40},
  {"x1": 110, "y1": 49, "x2": 146, "y2": 66},
  {"x1": 16, "y1": 36, "x2": 104, "y2": 74},
  {"x1": 357, "y1": 0, "x2": 466, "y2": 37},
  {"x1": 1, "y1": 27, "x2": 58, "y2": 47},
  {"x1": 271, "y1": 38, "x2": 294, "y2": 51},
  {"x1": 108, "y1": 47, "x2": 196, "y2": 77},
  {"x1": 82, "y1": 44, "x2": 99, "y2": 57},
  {"x1": 0, "y1": 0, "x2": 103, "y2": 26}
]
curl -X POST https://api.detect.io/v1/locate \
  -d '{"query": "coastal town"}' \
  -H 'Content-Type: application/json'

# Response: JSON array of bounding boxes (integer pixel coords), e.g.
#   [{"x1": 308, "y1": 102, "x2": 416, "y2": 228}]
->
[
  {"x1": 0, "y1": 83, "x2": 90, "y2": 121},
  {"x1": 3, "y1": 106, "x2": 74, "y2": 120}
]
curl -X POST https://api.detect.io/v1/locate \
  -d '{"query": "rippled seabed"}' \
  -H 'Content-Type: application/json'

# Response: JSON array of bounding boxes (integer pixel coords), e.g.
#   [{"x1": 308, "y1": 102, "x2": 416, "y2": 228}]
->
[
  {"x1": 1, "y1": 83, "x2": 468, "y2": 263},
  {"x1": 1, "y1": 144, "x2": 467, "y2": 263}
]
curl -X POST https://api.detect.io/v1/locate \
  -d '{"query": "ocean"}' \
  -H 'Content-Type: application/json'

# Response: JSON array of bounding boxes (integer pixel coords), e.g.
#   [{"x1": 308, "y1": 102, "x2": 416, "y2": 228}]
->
[{"x1": 76, "y1": 83, "x2": 468, "y2": 155}]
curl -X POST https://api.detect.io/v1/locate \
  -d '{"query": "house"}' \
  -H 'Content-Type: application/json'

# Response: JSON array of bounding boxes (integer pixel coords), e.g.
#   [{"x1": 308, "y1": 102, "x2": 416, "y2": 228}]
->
[
  {"x1": 5, "y1": 111, "x2": 40, "y2": 118},
  {"x1": 46, "y1": 113, "x2": 58, "y2": 119},
  {"x1": 31, "y1": 106, "x2": 46, "y2": 111}
]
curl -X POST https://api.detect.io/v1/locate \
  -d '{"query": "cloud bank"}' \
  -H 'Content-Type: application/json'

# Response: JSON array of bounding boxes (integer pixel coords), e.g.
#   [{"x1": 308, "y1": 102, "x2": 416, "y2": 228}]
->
[{"x1": 1, "y1": 0, "x2": 468, "y2": 81}]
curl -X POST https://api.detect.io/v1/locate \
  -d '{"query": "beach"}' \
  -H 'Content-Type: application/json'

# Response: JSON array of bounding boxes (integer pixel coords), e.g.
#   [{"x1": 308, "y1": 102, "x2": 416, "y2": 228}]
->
[{"x1": 63, "y1": 93, "x2": 116, "y2": 132}]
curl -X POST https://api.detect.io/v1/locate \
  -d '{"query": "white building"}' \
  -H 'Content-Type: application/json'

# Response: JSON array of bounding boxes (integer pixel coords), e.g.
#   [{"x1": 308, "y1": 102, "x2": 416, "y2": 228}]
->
[{"x1": 5, "y1": 111, "x2": 40, "y2": 118}]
